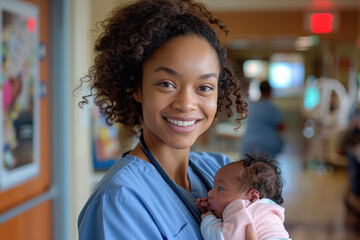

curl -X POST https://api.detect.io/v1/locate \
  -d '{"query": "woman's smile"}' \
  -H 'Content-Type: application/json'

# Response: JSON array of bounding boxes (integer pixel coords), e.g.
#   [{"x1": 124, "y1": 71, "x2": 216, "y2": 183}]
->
[
  {"x1": 165, "y1": 117, "x2": 200, "y2": 134},
  {"x1": 166, "y1": 117, "x2": 197, "y2": 127}
]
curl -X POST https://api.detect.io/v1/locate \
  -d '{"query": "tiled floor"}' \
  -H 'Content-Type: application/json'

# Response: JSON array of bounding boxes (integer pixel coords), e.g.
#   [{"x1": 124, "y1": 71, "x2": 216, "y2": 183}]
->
[{"x1": 194, "y1": 124, "x2": 360, "y2": 240}]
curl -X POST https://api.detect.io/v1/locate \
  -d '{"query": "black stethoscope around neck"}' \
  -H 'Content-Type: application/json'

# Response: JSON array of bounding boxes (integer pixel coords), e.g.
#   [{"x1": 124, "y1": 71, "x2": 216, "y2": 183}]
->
[{"x1": 139, "y1": 134, "x2": 212, "y2": 225}]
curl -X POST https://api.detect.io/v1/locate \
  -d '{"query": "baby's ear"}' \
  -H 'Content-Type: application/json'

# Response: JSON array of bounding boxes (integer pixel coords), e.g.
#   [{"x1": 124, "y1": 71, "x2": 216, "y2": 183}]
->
[{"x1": 248, "y1": 189, "x2": 259, "y2": 202}]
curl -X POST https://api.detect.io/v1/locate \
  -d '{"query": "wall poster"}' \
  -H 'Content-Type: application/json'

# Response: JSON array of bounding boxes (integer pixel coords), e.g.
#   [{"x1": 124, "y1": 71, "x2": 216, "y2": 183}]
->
[
  {"x1": 91, "y1": 107, "x2": 120, "y2": 171},
  {"x1": 91, "y1": 107, "x2": 139, "y2": 171},
  {"x1": 0, "y1": 1, "x2": 40, "y2": 190}
]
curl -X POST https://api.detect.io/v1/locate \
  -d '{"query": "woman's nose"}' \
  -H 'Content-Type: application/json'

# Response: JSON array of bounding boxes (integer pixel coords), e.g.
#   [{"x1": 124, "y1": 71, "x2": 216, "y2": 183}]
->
[{"x1": 171, "y1": 88, "x2": 197, "y2": 112}]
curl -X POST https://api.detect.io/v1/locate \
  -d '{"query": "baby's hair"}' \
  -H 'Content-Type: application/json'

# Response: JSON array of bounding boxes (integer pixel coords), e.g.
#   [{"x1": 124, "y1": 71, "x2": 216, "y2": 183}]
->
[
  {"x1": 77, "y1": 0, "x2": 248, "y2": 128},
  {"x1": 238, "y1": 153, "x2": 284, "y2": 205}
]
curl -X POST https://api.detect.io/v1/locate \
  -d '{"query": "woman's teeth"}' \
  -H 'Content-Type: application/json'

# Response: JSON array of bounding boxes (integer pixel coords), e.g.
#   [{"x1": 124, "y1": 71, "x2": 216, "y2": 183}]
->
[{"x1": 166, "y1": 118, "x2": 196, "y2": 127}]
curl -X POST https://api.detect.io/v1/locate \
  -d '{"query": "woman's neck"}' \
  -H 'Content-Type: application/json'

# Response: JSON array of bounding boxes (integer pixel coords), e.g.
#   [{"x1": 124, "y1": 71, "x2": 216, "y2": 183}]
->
[{"x1": 130, "y1": 140, "x2": 191, "y2": 191}]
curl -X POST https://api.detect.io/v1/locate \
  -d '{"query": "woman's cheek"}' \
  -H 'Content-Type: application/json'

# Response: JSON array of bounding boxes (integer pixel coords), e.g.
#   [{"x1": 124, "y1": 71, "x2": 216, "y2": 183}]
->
[{"x1": 206, "y1": 97, "x2": 218, "y2": 119}]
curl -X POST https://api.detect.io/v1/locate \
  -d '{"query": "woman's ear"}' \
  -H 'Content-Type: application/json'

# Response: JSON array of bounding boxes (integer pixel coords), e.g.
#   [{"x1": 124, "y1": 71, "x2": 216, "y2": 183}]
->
[
  {"x1": 248, "y1": 189, "x2": 259, "y2": 202},
  {"x1": 133, "y1": 87, "x2": 142, "y2": 102}
]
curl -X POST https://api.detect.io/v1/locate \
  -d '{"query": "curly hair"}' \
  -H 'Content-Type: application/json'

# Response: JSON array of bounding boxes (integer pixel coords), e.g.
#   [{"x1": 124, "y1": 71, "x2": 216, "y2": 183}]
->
[
  {"x1": 79, "y1": 0, "x2": 248, "y2": 128},
  {"x1": 238, "y1": 153, "x2": 284, "y2": 205}
]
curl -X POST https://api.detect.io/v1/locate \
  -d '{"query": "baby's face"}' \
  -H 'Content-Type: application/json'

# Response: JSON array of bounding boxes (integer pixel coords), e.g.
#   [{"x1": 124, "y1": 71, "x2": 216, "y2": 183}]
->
[{"x1": 207, "y1": 164, "x2": 249, "y2": 218}]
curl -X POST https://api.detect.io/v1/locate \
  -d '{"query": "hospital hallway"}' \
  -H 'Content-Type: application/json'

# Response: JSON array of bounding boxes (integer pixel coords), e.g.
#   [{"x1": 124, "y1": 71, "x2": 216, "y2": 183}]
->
[
  {"x1": 277, "y1": 128, "x2": 360, "y2": 240},
  {"x1": 194, "y1": 109, "x2": 360, "y2": 240},
  {"x1": 1, "y1": 0, "x2": 360, "y2": 239}
]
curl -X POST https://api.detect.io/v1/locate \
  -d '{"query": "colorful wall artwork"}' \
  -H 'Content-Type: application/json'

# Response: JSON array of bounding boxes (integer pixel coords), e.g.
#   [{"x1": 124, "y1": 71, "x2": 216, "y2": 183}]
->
[
  {"x1": 0, "y1": 1, "x2": 40, "y2": 190},
  {"x1": 91, "y1": 107, "x2": 139, "y2": 171}
]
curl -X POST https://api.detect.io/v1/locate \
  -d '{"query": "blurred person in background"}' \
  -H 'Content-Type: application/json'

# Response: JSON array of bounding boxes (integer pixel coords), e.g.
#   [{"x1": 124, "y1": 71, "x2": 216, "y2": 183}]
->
[{"x1": 241, "y1": 81, "x2": 285, "y2": 158}]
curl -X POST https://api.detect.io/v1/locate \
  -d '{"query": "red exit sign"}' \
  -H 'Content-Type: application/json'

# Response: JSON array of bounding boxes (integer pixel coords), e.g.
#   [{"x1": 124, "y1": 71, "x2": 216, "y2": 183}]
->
[{"x1": 306, "y1": 12, "x2": 338, "y2": 34}]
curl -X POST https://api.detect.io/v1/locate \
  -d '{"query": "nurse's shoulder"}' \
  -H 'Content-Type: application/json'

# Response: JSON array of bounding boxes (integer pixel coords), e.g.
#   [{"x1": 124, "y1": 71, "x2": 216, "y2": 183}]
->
[
  {"x1": 77, "y1": 154, "x2": 157, "y2": 226},
  {"x1": 190, "y1": 151, "x2": 232, "y2": 172},
  {"x1": 93, "y1": 154, "x2": 157, "y2": 195}
]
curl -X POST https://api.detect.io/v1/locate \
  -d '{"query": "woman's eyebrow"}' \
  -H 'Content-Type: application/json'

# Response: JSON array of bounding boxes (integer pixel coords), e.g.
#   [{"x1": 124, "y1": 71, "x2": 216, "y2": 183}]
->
[
  {"x1": 154, "y1": 66, "x2": 180, "y2": 76},
  {"x1": 155, "y1": 66, "x2": 217, "y2": 80},
  {"x1": 199, "y1": 73, "x2": 217, "y2": 80}
]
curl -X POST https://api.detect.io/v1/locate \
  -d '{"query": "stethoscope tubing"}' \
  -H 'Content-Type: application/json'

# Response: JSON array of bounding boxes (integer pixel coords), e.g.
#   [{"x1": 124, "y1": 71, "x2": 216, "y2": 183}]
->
[{"x1": 139, "y1": 134, "x2": 210, "y2": 225}]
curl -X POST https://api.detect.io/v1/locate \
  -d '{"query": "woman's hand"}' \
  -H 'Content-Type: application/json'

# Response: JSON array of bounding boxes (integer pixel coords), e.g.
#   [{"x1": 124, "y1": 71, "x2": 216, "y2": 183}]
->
[{"x1": 246, "y1": 223, "x2": 258, "y2": 240}]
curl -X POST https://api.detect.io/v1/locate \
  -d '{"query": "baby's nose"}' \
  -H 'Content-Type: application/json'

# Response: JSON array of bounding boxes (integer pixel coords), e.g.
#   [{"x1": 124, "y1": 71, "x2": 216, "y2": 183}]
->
[{"x1": 207, "y1": 188, "x2": 214, "y2": 198}]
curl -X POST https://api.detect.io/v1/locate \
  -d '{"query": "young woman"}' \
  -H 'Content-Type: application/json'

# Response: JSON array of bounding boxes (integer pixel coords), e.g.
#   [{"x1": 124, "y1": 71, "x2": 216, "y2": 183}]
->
[{"x1": 77, "y1": 0, "x2": 256, "y2": 239}]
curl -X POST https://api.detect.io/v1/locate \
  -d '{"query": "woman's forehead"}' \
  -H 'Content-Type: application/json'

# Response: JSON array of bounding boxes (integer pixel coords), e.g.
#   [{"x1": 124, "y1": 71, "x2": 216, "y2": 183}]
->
[
  {"x1": 151, "y1": 35, "x2": 217, "y2": 59},
  {"x1": 143, "y1": 35, "x2": 220, "y2": 77}
]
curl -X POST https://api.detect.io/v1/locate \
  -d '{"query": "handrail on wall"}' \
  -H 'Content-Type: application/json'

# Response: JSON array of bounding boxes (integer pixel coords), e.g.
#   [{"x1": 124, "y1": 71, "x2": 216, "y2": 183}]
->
[{"x1": 0, "y1": 186, "x2": 58, "y2": 224}]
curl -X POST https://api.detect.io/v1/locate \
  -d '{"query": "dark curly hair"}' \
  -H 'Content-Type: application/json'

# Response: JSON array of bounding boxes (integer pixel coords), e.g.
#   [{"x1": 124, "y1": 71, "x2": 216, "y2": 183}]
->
[
  {"x1": 78, "y1": 0, "x2": 248, "y2": 128},
  {"x1": 238, "y1": 153, "x2": 284, "y2": 205}
]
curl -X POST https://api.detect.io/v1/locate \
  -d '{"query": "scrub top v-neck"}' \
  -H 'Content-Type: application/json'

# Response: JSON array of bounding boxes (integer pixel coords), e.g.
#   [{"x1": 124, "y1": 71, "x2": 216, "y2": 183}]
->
[
  {"x1": 139, "y1": 134, "x2": 213, "y2": 225},
  {"x1": 175, "y1": 163, "x2": 210, "y2": 222}
]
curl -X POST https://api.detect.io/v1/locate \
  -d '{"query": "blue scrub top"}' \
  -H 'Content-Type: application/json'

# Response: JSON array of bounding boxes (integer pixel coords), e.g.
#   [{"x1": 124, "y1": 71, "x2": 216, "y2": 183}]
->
[{"x1": 78, "y1": 151, "x2": 231, "y2": 239}]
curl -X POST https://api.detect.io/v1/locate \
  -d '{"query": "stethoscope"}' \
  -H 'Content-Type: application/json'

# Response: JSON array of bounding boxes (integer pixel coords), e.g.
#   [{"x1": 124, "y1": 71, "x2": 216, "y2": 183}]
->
[{"x1": 139, "y1": 134, "x2": 212, "y2": 225}]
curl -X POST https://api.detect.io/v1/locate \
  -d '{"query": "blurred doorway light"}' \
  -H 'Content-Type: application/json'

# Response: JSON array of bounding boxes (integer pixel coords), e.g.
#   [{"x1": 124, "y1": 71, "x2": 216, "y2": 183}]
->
[
  {"x1": 243, "y1": 60, "x2": 268, "y2": 79},
  {"x1": 269, "y1": 53, "x2": 305, "y2": 97},
  {"x1": 295, "y1": 35, "x2": 319, "y2": 51}
]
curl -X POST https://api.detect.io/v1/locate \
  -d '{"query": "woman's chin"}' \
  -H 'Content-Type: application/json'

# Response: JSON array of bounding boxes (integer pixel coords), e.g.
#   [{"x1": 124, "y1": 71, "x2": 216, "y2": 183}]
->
[{"x1": 166, "y1": 138, "x2": 196, "y2": 150}]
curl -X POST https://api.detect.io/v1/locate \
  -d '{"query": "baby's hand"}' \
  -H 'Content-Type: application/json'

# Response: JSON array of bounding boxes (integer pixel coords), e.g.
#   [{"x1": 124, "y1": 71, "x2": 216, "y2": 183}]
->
[
  {"x1": 201, "y1": 211, "x2": 213, "y2": 220},
  {"x1": 195, "y1": 197, "x2": 210, "y2": 214}
]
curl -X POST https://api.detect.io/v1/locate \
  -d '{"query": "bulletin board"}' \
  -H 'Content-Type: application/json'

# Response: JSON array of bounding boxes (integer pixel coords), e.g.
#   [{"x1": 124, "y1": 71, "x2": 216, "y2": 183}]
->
[{"x1": 0, "y1": 1, "x2": 40, "y2": 190}]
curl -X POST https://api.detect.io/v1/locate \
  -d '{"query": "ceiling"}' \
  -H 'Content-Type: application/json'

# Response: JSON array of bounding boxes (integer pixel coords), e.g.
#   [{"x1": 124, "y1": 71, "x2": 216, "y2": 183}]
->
[
  {"x1": 198, "y1": 0, "x2": 359, "y2": 11},
  {"x1": 195, "y1": 0, "x2": 359, "y2": 51}
]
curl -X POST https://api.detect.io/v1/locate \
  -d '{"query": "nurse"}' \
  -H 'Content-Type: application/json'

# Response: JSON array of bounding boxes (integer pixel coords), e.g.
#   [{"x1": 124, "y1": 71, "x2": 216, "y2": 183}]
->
[{"x1": 77, "y1": 0, "x2": 256, "y2": 239}]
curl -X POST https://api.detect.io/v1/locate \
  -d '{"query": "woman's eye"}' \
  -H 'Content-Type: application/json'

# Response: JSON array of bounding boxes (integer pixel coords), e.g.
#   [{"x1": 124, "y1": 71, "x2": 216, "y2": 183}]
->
[
  {"x1": 198, "y1": 85, "x2": 214, "y2": 92},
  {"x1": 218, "y1": 187, "x2": 224, "y2": 191},
  {"x1": 158, "y1": 82, "x2": 175, "y2": 88}
]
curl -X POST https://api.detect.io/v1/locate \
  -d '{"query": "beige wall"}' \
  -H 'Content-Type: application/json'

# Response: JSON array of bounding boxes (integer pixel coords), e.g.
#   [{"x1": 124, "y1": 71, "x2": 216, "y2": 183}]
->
[
  {"x1": 90, "y1": 0, "x2": 129, "y2": 52},
  {"x1": 70, "y1": 0, "x2": 92, "y2": 239},
  {"x1": 70, "y1": 1, "x2": 129, "y2": 239}
]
